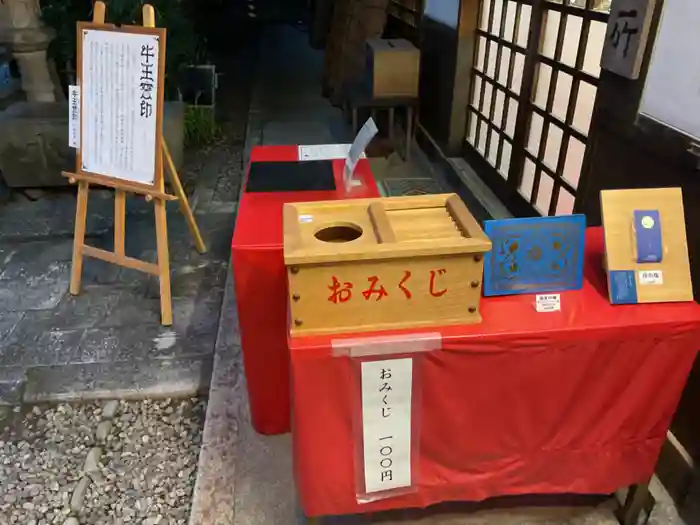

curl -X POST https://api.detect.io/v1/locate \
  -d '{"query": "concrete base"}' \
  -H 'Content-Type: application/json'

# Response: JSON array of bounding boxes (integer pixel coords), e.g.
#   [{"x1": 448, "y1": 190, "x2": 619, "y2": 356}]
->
[{"x1": 0, "y1": 101, "x2": 185, "y2": 188}]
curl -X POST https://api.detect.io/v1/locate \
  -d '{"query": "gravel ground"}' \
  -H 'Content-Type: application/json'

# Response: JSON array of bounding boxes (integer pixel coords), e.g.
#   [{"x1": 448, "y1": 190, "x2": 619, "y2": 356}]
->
[
  {"x1": 1, "y1": 403, "x2": 98, "y2": 525},
  {"x1": 0, "y1": 398, "x2": 206, "y2": 525}
]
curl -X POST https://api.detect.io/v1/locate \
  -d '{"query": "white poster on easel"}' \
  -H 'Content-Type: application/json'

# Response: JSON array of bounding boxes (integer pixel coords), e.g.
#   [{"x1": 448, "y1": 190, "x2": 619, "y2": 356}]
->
[
  {"x1": 80, "y1": 29, "x2": 161, "y2": 185},
  {"x1": 639, "y1": 0, "x2": 700, "y2": 142}
]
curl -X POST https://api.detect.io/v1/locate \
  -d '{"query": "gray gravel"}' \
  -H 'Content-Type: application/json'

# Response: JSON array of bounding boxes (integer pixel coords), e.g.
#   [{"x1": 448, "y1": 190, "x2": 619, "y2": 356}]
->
[
  {"x1": 0, "y1": 403, "x2": 99, "y2": 524},
  {"x1": 0, "y1": 398, "x2": 206, "y2": 525},
  {"x1": 81, "y1": 398, "x2": 206, "y2": 525}
]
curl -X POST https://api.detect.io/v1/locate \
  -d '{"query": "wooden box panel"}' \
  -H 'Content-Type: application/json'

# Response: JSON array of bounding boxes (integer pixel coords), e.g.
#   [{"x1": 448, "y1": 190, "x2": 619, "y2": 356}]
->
[
  {"x1": 366, "y1": 38, "x2": 420, "y2": 98},
  {"x1": 284, "y1": 194, "x2": 492, "y2": 336}
]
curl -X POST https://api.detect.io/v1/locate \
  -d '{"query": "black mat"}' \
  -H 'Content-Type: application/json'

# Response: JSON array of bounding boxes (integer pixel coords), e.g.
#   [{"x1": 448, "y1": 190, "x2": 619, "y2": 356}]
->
[{"x1": 245, "y1": 161, "x2": 336, "y2": 193}]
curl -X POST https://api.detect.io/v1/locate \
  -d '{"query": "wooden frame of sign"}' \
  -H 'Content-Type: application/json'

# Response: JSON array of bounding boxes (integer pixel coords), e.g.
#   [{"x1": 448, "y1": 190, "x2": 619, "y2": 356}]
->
[{"x1": 61, "y1": 1, "x2": 206, "y2": 326}]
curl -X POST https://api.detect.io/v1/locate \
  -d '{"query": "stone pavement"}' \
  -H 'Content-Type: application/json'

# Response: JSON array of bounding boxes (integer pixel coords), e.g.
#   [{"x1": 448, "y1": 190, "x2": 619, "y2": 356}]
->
[{"x1": 0, "y1": 44, "x2": 253, "y2": 407}]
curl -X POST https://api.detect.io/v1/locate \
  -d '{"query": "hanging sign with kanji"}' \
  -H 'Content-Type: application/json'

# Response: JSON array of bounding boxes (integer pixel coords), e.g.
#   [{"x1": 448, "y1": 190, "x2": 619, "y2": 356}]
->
[{"x1": 600, "y1": 0, "x2": 656, "y2": 80}]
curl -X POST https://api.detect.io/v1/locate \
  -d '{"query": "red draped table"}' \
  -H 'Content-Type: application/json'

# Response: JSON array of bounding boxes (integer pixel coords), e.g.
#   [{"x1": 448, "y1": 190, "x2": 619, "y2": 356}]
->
[
  {"x1": 289, "y1": 227, "x2": 700, "y2": 518},
  {"x1": 232, "y1": 145, "x2": 380, "y2": 435}
]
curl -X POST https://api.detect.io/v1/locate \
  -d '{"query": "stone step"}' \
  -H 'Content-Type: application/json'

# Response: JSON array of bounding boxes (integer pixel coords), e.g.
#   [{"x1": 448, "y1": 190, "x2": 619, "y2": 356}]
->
[
  {"x1": 0, "y1": 368, "x2": 26, "y2": 406},
  {"x1": 22, "y1": 355, "x2": 213, "y2": 403}
]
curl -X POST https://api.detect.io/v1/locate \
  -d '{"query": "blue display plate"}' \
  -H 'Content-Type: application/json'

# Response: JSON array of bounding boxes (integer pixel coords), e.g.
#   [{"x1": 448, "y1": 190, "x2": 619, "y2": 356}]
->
[{"x1": 482, "y1": 215, "x2": 586, "y2": 296}]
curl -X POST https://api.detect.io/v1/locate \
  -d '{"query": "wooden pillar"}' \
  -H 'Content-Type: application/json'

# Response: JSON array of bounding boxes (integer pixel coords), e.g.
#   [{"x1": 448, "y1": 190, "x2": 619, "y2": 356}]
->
[{"x1": 419, "y1": 0, "x2": 480, "y2": 155}]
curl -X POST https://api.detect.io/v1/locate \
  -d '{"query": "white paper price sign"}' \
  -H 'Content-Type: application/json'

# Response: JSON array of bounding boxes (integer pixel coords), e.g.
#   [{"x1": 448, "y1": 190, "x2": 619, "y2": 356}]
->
[
  {"x1": 298, "y1": 144, "x2": 366, "y2": 161},
  {"x1": 344, "y1": 118, "x2": 378, "y2": 191},
  {"x1": 361, "y1": 358, "x2": 413, "y2": 494},
  {"x1": 68, "y1": 85, "x2": 81, "y2": 149},
  {"x1": 535, "y1": 294, "x2": 561, "y2": 312},
  {"x1": 638, "y1": 269, "x2": 663, "y2": 285}
]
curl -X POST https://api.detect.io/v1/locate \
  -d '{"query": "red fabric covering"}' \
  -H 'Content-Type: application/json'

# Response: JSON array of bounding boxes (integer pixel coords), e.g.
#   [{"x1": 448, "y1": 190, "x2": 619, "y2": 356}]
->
[
  {"x1": 232, "y1": 146, "x2": 380, "y2": 435},
  {"x1": 290, "y1": 228, "x2": 700, "y2": 517}
]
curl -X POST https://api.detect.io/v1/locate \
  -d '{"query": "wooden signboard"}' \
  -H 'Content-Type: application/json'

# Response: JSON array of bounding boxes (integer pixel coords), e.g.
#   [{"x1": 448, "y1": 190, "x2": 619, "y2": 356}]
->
[
  {"x1": 600, "y1": 0, "x2": 656, "y2": 80},
  {"x1": 283, "y1": 194, "x2": 492, "y2": 336},
  {"x1": 62, "y1": 2, "x2": 205, "y2": 325}
]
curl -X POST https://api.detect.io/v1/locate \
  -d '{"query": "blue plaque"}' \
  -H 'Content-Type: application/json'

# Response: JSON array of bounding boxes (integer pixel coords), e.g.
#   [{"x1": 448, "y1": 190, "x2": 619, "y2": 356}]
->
[
  {"x1": 609, "y1": 270, "x2": 638, "y2": 305},
  {"x1": 483, "y1": 215, "x2": 586, "y2": 296},
  {"x1": 633, "y1": 210, "x2": 663, "y2": 263}
]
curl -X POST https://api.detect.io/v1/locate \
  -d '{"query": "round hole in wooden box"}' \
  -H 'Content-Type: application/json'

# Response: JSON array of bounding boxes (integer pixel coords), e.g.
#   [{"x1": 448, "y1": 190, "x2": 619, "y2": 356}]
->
[{"x1": 314, "y1": 223, "x2": 363, "y2": 243}]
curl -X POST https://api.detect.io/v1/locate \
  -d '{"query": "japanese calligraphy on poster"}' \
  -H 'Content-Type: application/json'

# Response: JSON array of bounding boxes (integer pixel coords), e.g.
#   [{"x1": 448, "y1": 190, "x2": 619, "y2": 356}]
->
[
  {"x1": 601, "y1": 0, "x2": 655, "y2": 80},
  {"x1": 79, "y1": 28, "x2": 163, "y2": 186},
  {"x1": 68, "y1": 85, "x2": 80, "y2": 148},
  {"x1": 361, "y1": 358, "x2": 413, "y2": 494},
  {"x1": 639, "y1": 0, "x2": 700, "y2": 142}
]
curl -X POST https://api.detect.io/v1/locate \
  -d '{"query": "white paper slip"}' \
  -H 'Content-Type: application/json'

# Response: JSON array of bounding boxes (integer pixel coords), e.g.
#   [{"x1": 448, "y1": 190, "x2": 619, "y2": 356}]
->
[
  {"x1": 68, "y1": 85, "x2": 81, "y2": 149},
  {"x1": 638, "y1": 270, "x2": 663, "y2": 286},
  {"x1": 361, "y1": 358, "x2": 413, "y2": 494},
  {"x1": 535, "y1": 294, "x2": 561, "y2": 312},
  {"x1": 344, "y1": 118, "x2": 378, "y2": 191},
  {"x1": 297, "y1": 144, "x2": 366, "y2": 161},
  {"x1": 298, "y1": 214, "x2": 313, "y2": 223}
]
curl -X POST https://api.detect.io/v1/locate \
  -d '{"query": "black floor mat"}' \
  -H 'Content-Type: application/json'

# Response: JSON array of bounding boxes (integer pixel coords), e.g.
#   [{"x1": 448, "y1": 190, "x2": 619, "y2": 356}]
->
[{"x1": 245, "y1": 160, "x2": 336, "y2": 193}]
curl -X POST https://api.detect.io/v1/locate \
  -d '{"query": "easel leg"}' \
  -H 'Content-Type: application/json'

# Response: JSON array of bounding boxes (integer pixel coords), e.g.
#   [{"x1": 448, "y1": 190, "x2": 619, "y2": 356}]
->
[
  {"x1": 114, "y1": 190, "x2": 126, "y2": 258},
  {"x1": 70, "y1": 181, "x2": 90, "y2": 295},
  {"x1": 154, "y1": 199, "x2": 173, "y2": 326},
  {"x1": 405, "y1": 106, "x2": 414, "y2": 162},
  {"x1": 162, "y1": 142, "x2": 206, "y2": 254}
]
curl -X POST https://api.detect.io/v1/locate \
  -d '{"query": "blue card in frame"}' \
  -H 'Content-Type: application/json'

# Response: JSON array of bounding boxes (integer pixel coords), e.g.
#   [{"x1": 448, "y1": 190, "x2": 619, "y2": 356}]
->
[{"x1": 482, "y1": 215, "x2": 587, "y2": 297}]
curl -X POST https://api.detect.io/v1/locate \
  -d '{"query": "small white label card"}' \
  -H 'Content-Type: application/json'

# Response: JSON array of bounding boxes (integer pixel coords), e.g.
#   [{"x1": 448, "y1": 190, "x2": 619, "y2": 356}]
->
[
  {"x1": 361, "y1": 358, "x2": 413, "y2": 494},
  {"x1": 638, "y1": 269, "x2": 663, "y2": 285},
  {"x1": 535, "y1": 294, "x2": 561, "y2": 312},
  {"x1": 298, "y1": 144, "x2": 366, "y2": 161},
  {"x1": 68, "y1": 85, "x2": 81, "y2": 149},
  {"x1": 344, "y1": 118, "x2": 378, "y2": 191}
]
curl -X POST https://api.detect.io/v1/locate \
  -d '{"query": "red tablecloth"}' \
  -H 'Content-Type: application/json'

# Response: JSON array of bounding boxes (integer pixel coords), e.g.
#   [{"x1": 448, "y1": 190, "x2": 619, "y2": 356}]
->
[
  {"x1": 232, "y1": 145, "x2": 380, "y2": 435},
  {"x1": 290, "y1": 227, "x2": 700, "y2": 517}
]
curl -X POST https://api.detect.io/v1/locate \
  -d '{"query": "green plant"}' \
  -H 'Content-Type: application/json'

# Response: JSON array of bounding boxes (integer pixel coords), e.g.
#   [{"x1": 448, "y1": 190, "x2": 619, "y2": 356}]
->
[
  {"x1": 40, "y1": 0, "x2": 207, "y2": 96},
  {"x1": 40, "y1": 0, "x2": 93, "y2": 86},
  {"x1": 184, "y1": 105, "x2": 220, "y2": 147}
]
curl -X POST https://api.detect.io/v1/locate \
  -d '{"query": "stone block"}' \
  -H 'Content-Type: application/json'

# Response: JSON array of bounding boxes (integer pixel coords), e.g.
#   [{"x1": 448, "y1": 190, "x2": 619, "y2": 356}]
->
[
  {"x1": 0, "y1": 100, "x2": 185, "y2": 188},
  {"x1": 0, "y1": 367, "x2": 25, "y2": 406},
  {"x1": 164, "y1": 100, "x2": 185, "y2": 171},
  {"x1": 23, "y1": 355, "x2": 214, "y2": 402},
  {"x1": 0, "y1": 101, "x2": 72, "y2": 187}
]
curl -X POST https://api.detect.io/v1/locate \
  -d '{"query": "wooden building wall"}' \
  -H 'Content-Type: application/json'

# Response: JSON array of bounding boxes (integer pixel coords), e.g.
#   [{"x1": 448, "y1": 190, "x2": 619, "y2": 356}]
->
[{"x1": 575, "y1": 0, "x2": 700, "y2": 465}]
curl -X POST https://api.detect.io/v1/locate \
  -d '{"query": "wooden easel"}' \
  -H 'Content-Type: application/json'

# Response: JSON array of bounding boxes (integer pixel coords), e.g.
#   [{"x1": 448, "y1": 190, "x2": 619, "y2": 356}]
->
[{"x1": 63, "y1": 1, "x2": 205, "y2": 326}]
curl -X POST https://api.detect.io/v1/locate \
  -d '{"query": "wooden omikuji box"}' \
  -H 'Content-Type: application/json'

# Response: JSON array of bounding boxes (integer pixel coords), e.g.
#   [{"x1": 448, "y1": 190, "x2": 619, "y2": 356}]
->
[{"x1": 283, "y1": 194, "x2": 492, "y2": 336}]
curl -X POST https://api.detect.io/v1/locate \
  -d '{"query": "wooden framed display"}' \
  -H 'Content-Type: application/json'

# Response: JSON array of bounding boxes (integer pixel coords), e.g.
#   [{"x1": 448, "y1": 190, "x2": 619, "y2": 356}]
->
[
  {"x1": 76, "y1": 22, "x2": 166, "y2": 193},
  {"x1": 62, "y1": 2, "x2": 205, "y2": 326},
  {"x1": 284, "y1": 194, "x2": 492, "y2": 336},
  {"x1": 600, "y1": 188, "x2": 693, "y2": 305}
]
